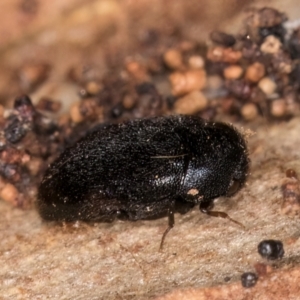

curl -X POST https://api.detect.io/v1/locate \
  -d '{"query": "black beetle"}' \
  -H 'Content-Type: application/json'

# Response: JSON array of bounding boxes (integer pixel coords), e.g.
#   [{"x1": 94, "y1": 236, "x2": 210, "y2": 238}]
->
[{"x1": 37, "y1": 115, "x2": 249, "y2": 249}]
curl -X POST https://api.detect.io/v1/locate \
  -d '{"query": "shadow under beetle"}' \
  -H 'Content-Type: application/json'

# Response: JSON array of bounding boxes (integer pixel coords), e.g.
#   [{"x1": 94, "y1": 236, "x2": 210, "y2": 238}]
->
[{"x1": 37, "y1": 115, "x2": 249, "y2": 249}]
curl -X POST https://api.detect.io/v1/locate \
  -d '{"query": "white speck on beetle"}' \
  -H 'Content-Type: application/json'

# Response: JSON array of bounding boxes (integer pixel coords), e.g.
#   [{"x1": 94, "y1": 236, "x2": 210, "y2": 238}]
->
[{"x1": 187, "y1": 188, "x2": 199, "y2": 196}]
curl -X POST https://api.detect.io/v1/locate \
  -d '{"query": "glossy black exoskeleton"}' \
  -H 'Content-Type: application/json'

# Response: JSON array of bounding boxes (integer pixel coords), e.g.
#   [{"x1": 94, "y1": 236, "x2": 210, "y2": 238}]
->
[{"x1": 37, "y1": 115, "x2": 249, "y2": 248}]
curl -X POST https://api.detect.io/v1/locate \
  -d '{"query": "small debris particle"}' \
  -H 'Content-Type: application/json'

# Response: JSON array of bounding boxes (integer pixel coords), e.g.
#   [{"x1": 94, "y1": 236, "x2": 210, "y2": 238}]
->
[{"x1": 241, "y1": 272, "x2": 258, "y2": 288}]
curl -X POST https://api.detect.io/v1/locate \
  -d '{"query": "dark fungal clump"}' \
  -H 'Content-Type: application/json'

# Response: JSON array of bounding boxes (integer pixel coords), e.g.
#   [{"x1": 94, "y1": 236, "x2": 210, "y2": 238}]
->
[{"x1": 0, "y1": 95, "x2": 62, "y2": 207}]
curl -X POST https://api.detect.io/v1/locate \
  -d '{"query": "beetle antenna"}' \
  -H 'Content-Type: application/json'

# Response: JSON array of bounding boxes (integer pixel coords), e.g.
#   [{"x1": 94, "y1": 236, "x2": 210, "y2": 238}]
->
[{"x1": 203, "y1": 210, "x2": 245, "y2": 229}]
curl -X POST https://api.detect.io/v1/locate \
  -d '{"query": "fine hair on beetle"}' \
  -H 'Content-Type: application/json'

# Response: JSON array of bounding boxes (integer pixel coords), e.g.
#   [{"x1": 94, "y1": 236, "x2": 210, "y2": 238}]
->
[{"x1": 37, "y1": 114, "x2": 249, "y2": 250}]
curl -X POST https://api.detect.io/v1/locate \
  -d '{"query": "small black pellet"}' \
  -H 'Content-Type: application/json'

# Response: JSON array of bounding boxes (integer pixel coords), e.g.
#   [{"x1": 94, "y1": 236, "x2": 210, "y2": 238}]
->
[
  {"x1": 241, "y1": 272, "x2": 258, "y2": 288},
  {"x1": 257, "y1": 239, "x2": 284, "y2": 260}
]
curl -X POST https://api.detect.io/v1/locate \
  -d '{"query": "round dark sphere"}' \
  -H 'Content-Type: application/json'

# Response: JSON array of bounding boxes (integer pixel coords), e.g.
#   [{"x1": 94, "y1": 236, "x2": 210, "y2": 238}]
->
[
  {"x1": 258, "y1": 240, "x2": 284, "y2": 260},
  {"x1": 241, "y1": 272, "x2": 258, "y2": 288}
]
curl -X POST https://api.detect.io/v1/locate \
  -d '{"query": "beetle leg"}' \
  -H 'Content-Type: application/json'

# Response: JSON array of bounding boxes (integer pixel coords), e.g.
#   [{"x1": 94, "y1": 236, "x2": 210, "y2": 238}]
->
[
  {"x1": 159, "y1": 205, "x2": 175, "y2": 251},
  {"x1": 199, "y1": 201, "x2": 245, "y2": 229}
]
